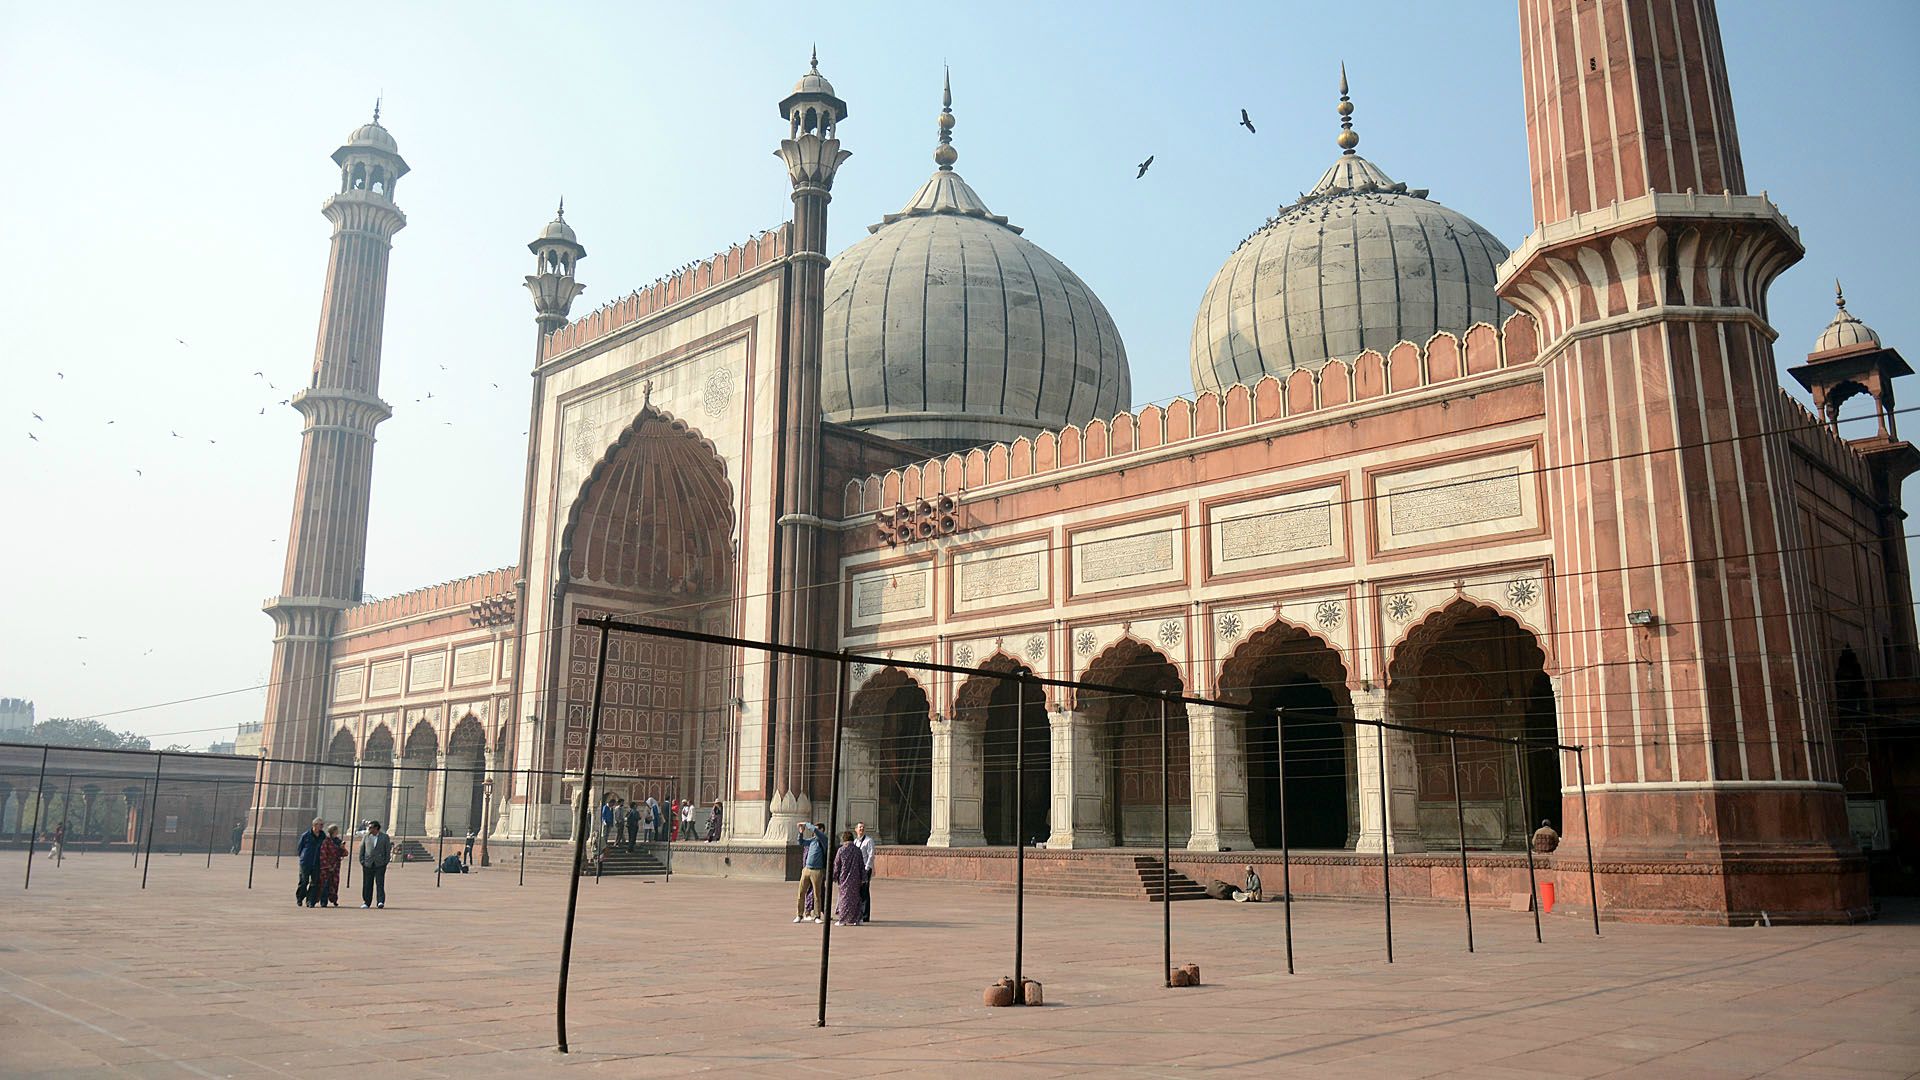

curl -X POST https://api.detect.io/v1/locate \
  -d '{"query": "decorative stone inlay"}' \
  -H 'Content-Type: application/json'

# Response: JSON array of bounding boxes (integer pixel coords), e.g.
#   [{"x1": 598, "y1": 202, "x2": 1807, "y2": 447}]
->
[
  {"x1": 570, "y1": 415, "x2": 600, "y2": 466},
  {"x1": 1387, "y1": 467, "x2": 1522, "y2": 535},
  {"x1": 1025, "y1": 635, "x2": 1046, "y2": 661},
  {"x1": 1218, "y1": 502, "x2": 1333, "y2": 561},
  {"x1": 1074, "y1": 629, "x2": 1097, "y2": 656},
  {"x1": 332, "y1": 666, "x2": 366, "y2": 701},
  {"x1": 702, "y1": 367, "x2": 734, "y2": 420},
  {"x1": 854, "y1": 570, "x2": 928, "y2": 618},
  {"x1": 1079, "y1": 530, "x2": 1175, "y2": 583},
  {"x1": 913, "y1": 647, "x2": 931, "y2": 665},
  {"x1": 1506, "y1": 577, "x2": 1540, "y2": 610},
  {"x1": 959, "y1": 550, "x2": 1041, "y2": 603},
  {"x1": 1217, "y1": 611, "x2": 1243, "y2": 641},
  {"x1": 851, "y1": 662, "x2": 870, "y2": 682},
  {"x1": 1159, "y1": 620, "x2": 1183, "y2": 647},
  {"x1": 1315, "y1": 600, "x2": 1343, "y2": 630},
  {"x1": 955, "y1": 644, "x2": 975, "y2": 667},
  {"x1": 1387, "y1": 592, "x2": 1416, "y2": 623}
]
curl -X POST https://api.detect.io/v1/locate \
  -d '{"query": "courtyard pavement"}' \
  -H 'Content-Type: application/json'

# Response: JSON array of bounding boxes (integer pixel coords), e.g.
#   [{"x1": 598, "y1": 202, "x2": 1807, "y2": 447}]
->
[{"x1": 1, "y1": 849, "x2": 1916, "y2": 1078}]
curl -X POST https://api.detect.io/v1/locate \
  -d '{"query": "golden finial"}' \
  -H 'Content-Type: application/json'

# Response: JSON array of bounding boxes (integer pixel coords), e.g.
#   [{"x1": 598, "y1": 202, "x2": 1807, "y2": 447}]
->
[
  {"x1": 935, "y1": 66, "x2": 958, "y2": 170},
  {"x1": 1337, "y1": 63, "x2": 1358, "y2": 154}
]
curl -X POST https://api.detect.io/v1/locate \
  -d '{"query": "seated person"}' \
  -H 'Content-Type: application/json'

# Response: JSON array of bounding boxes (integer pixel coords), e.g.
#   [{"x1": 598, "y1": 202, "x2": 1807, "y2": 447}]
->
[{"x1": 1235, "y1": 865, "x2": 1263, "y2": 902}]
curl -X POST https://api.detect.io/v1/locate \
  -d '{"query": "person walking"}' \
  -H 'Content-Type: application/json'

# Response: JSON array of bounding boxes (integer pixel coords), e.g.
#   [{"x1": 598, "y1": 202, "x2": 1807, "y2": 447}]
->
[
  {"x1": 359, "y1": 820, "x2": 392, "y2": 908},
  {"x1": 706, "y1": 799, "x2": 722, "y2": 842},
  {"x1": 50, "y1": 822, "x2": 66, "y2": 865},
  {"x1": 646, "y1": 796, "x2": 662, "y2": 842},
  {"x1": 852, "y1": 822, "x2": 876, "y2": 923},
  {"x1": 680, "y1": 799, "x2": 695, "y2": 843},
  {"x1": 598, "y1": 795, "x2": 616, "y2": 851},
  {"x1": 462, "y1": 829, "x2": 477, "y2": 869},
  {"x1": 624, "y1": 800, "x2": 641, "y2": 852},
  {"x1": 794, "y1": 821, "x2": 826, "y2": 923},
  {"x1": 667, "y1": 797, "x2": 680, "y2": 842},
  {"x1": 295, "y1": 818, "x2": 326, "y2": 907},
  {"x1": 833, "y1": 831, "x2": 867, "y2": 926},
  {"x1": 229, "y1": 819, "x2": 245, "y2": 855},
  {"x1": 318, "y1": 824, "x2": 347, "y2": 907}
]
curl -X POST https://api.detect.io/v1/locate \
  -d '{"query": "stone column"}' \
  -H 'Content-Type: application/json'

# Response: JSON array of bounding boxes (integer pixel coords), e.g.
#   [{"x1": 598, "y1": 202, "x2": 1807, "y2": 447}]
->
[
  {"x1": 1186, "y1": 705, "x2": 1255, "y2": 851},
  {"x1": 1047, "y1": 709, "x2": 1111, "y2": 849},
  {"x1": 928, "y1": 715, "x2": 985, "y2": 847},
  {"x1": 425, "y1": 753, "x2": 449, "y2": 841},
  {"x1": 837, "y1": 726, "x2": 881, "y2": 841},
  {"x1": 1353, "y1": 688, "x2": 1420, "y2": 853}
]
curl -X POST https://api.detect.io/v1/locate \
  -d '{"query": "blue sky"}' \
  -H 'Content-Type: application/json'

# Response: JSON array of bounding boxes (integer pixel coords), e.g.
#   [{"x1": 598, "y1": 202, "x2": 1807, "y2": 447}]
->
[{"x1": 2, "y1": 1, "x2": 1915, "y2": 743}]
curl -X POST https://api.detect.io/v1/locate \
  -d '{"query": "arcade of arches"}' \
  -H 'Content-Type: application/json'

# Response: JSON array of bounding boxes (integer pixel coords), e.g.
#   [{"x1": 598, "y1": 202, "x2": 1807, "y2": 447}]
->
[{"x1": 556, "y1": 411, "x2": 737, "y2": 815}]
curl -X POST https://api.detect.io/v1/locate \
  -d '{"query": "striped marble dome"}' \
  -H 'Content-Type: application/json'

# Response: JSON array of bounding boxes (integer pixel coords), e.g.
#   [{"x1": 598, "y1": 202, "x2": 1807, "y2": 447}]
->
[
  {"x1": 821, "y1": 168, "x2": 1131, "y2": 453},
  {"x1": 1189, "y1": 152, "x2": 1512, "y2": 392}
]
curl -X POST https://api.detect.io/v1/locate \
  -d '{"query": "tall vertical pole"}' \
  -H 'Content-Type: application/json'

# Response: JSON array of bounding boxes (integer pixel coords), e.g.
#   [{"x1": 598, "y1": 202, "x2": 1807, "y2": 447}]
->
[
  {"x1": 343, "y1": 765, "x2": 358, "y2": 893},
  {"x1": 397, "y1": 784, "x2": 410, "y2": 868},
  {"x1": 557, "y1": 622, "x2": 612, "y2": 1054},
  {"x1": 435, "y1": 762, "x2": 449, "y2": 887},
  {"x1": 519, "y1": 754, "x2": 534, "y2": 886},
  {"x1": 139, "y1": 753, "x2": 164, "y2": 890},
  {"x1": 1576, "y1": 746, "x2": 1600, "y2": 935},
  {"x1": 206, "y1": 781, "x2": 221, "y2": 868},
  {"x1": 815, "y1": 654, "x2": 850, "y2": 1027},
  {"x1": 247, "y1": 752, "x2": 266, "y2": 889},
  {"x1": 1160, "y1": 697, "x2": 1172, "y2": 988},
  {"x1": 133, "y1": 783, "x2": 145, "y2": 863},
  {"x1": 22, "y1": 746, "x2": 49, "y2": 890},
  {"x1": 1013, "y1": 673, "x2": 1029, "y2": 1001},
  {"x1": 1376, "y1": 720, "x2": 1393, "y2": 963},
  {"x1": 1275, "y1": 707, "x2": 1293, "y2": 975},
  {"x1": 1449, "y1": 735, "x2": 1473, "y2": 953},
  {"x1": 57, "y1": 773, "x2": 73, "y2": 867},
  {"x1": 274, "y1": 776, "x2": 286, "y2": 868},
  {"x1": 1515, "y1": 742, "x2": 1542, "y2": 943}
]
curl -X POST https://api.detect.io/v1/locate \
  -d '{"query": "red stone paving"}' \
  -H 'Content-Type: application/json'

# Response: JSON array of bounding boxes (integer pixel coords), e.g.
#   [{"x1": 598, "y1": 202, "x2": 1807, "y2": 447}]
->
[{"x1": 2, "y1": 850, "x2": 1917, "y2": 1078}]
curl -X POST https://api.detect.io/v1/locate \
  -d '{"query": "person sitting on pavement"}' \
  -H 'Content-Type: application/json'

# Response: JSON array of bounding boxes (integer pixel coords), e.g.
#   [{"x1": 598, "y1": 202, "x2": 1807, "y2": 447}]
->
[{"x1": 1235, "y1": 865, "x2": 1263, "y2": 903}]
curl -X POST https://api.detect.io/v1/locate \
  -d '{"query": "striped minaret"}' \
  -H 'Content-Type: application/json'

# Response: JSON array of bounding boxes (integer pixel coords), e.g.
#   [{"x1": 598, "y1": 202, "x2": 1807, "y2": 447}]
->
[
  {"x1": 251, "y1": 108, "x2": 407, "y2": 852},
  {"x1": 1501, "y1": 0, "x2": 1866, "y2": 923}
]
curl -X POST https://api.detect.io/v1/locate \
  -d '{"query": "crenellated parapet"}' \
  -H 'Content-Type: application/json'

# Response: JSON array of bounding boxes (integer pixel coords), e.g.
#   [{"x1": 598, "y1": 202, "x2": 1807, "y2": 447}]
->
[
  {"x1": 338, "y1": 567, "x2": 518, "y2": 633},
  {"x1": 543, "y1": 225, "x2": 792, "y2": 356},
  {"x1": 1778, "y1": 389, "x2": 1874, "y2": 492},
  {"x1": 1498, "y1": 189, "x2": 1802, "y2": 355},
  {"x1": 843, "y1": 314, "x2": 1539, "y2": 516}
]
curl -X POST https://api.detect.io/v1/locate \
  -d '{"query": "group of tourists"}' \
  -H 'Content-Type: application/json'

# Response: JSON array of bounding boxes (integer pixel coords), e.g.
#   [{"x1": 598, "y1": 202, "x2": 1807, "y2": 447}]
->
[
  {"x1": 595, "y1": 793, "x2": 723, "y2": 854},
  {"x1": 794, "y1": 820, "x2": 876, "y2": 926},
  {"x1": 294, "y1": 817, "x2": 393, "y2": 909}
]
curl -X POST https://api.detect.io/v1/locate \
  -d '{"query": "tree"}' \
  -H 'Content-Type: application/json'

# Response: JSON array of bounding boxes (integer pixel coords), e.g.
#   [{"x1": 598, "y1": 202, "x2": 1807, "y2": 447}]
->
[{"x1": 18, "y1": 717, "x2": 151, "y2": 751}]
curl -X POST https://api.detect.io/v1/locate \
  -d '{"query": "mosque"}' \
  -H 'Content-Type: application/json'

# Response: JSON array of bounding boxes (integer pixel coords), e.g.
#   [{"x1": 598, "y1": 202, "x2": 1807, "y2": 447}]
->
[{"x1": 249, "y1": 0, "x2": 1917, "y2": 923}]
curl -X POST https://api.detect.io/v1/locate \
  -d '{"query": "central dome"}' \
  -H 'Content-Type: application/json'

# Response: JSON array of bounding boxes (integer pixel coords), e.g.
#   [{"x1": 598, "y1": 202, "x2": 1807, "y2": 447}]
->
[{"x1": 821, "y1": 82, "x2": 1129, "y2": 454}]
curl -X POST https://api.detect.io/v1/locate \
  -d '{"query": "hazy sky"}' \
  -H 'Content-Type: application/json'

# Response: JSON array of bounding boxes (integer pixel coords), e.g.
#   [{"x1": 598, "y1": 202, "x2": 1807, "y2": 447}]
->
[{"x1": 3, "y1": 2, "x2": 1916, "y2": 747}]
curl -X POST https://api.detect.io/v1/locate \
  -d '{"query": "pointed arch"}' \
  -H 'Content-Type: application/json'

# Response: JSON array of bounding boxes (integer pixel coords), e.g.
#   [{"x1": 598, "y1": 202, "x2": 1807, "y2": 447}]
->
[
  {"x1": 559, "y1": 406, "x2": 736, "y2": 595},
  {"x1": 846, "y1": 666, "x2": 933, "y2": 845},
  {"x1": 1079, "y1": 638, "x2": 1189, "y2": 846},
  {"x1": 1218, "y1": 619, "x2": 1355, "y2": 850},
  {"x1": 953, "y1": 653, "x2": 1046, "y2": 846}
]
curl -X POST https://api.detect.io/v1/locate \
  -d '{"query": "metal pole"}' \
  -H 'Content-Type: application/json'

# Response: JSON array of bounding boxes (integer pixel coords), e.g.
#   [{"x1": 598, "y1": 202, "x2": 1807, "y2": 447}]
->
[
  {"x1": 247, "y1": 752, "x2": 266, "y2": 889},
  {"x1": 274, "y1": 779, "x2": 286, "y2": 868},
  {"x1": 397, "y1": 783, "x2": 409, "y2": 868},
  {"x1": 1275, "y1": 707, "x2": 1293, "y2": 975},
  {"x1": 1515, "y1": 742, "x2": 1542, "y2": 943},
  {"x1": 816, "y1": 653, "x2": 850, "y2": 1027},
  {"x1": 1161, "y1": 696, "x2": 1172, "y2": 988},
  {"x1": 1376, "y1": 719, "x2": 1393, "y2": 963},
  {"x1": 57, "y1": 772, "x2": 73, "y2": 867},
  {"x1": 1014, "y1": 674, "x2": 1029, "y2": 1002},
  {"x1": 139, "y1": 753, "x2": 163, "y2": 890},
  {"x1": 22, "y1": 746, "x2": 49, "y2": 889},
  {"x1": 557, "y1": 622, "x2": 613, "y2": 1054},
  {"x1": 133, "y1": 782, "x2": 144, "y2": 863},
  {"x1": 1449, "y1": 734, "x2": 1473, "y2": 954},
  {"x1": 206, "y1": 781, "x2": 220, "y2": 869},
  {"x1": 519, "y1": 754, "x2": 533, "y2": 887},
  {"x1": 435, "y1": 762, "x2": 449, "y2": 888},
  {"x1": 1576, "y1": 746, "x2": 1599, "y2": 935}
]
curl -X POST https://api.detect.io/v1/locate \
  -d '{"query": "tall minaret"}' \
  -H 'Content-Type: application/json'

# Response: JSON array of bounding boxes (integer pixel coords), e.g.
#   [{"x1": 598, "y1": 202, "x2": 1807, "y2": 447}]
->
[
  {"x1": 766, "y1": 51, "x2": 849, "y2": 834},
  {"x1": 1501, "y1": 0, "x2": 1865, "y2": 922},
  {"x1": 508, "y1": 201, "x2": 586, "y2": 836},
  {"x1": 253, "y1": 108, "x2": 407, "y2": 849}
]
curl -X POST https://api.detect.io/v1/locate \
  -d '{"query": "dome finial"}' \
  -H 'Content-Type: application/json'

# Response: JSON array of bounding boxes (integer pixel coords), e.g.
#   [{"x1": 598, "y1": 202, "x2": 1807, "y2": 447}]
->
[
  {"x1": 1337, "y1": 63, "x2": 1358, "y2": 154},
  {"x1": 1836, "y1": 278, "x2": 1847, "y2": 310},
  {"x1": 556, "y1": 196, "x2": 565, "y2": 221},
  {"x1": 935, "y1": 65, "x2": 958, "y2": 170},
  {"x1": 810, "y1": 43, "x2": 819, "y2": 73},
  {"x1": 372, "y1": 94, "x2": 382, "y2": 125}
]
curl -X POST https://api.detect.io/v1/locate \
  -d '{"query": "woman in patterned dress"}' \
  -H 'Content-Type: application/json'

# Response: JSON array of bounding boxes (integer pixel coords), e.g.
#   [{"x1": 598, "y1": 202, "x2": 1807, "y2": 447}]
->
[
  {"x1": 317, "y1": 824, "x2": 347, "y2": 907},
  {"x1": 832, "y1": 831, "x2": 867, "y2": 925}
]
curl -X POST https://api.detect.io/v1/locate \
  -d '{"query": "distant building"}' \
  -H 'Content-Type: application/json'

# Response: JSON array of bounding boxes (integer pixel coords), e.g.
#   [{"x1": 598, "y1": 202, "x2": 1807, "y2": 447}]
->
[
  {"x1": 233, "y1": 721, "x2": 263, "y2": 760},
  {"x1": 204, "y1": 740, "x2": 236, "y2": 756},
  {"x1": 0, "y1": 699, "x2": 32, "y2": 735}
]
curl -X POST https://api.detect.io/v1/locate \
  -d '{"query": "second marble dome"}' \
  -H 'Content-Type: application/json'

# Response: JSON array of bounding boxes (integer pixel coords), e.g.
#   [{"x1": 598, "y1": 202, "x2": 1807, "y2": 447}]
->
[{"x1": 820, "y1": 91, "x2": 1130, "y2": 454}]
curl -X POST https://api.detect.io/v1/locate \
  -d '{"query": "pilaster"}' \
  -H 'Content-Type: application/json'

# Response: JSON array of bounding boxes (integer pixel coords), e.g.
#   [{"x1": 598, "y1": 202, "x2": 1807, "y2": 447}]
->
[
  {"x1": 1046, "y1": 710, "x2": 1111, "y2": 849},
  {"x1": 928, "y1": 715, "x2": 985, "y2": 847},
  {"x1": 1186, "y1": 705, "x2": 1254, "y2": 852},
  {"x1": 1352, "y1": 689, "x2": 1420, "y2": 854}
]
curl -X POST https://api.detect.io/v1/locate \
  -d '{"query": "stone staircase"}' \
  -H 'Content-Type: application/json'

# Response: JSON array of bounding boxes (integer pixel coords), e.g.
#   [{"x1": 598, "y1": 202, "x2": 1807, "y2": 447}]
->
[
  {"x1": 980, "y1": 855, "x2": 1210, "y2": 902},
  {"x1": 394, "y1": 839, "x2": 434, "y2": 864},
  {"x1": 509, "y1": 840, "x2": 671, "y2": 878}
]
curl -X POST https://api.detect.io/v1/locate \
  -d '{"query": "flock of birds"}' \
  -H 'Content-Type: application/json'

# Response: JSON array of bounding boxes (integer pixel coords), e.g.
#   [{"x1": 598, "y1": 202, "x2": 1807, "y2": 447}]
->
[{"x1": 1134, "y1": 107, "x2": 1258, "y2": 180}]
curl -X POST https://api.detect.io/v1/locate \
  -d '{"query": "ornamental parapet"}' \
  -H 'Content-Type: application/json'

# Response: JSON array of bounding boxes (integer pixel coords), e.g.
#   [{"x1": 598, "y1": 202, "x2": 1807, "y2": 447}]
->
[
  {"x1": 841, "y1": 314, "x2": 1540, "y2": 518},
  {"x1": 542, "y1": 224, "x2": 793, "y2": 359},
  {"x1": 319, "y1": 189, "x2": 407, "y2": 240},
  {"x1": 1497, "y1": 189, "x2": 1803, "y2": 356}
]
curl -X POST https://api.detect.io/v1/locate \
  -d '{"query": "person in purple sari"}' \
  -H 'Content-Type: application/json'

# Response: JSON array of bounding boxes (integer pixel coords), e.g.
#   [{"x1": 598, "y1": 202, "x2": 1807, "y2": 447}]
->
[{"x1": 832, "y1": 831, "x2": 866, "y2": 926}]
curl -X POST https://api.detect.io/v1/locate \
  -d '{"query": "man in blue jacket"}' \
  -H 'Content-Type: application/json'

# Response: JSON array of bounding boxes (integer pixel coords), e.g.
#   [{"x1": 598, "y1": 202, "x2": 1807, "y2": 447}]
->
[
  {"x1": 794, "y1": 821, "x2": 826, "y2": 923},
  {"x1": 295, "y1": 818, "x2": 325, "y2": 908}
]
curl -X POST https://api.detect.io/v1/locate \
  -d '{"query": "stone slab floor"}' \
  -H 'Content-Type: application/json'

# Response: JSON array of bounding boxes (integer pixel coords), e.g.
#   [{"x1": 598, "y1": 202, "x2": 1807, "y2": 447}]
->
[{"x1": 1, "y1": 850, "x2": 1916, "y2": 1078}]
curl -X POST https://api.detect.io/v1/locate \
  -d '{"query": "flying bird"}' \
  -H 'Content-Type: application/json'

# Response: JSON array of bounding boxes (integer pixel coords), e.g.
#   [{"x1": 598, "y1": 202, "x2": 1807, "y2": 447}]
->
[
  {"x1": 135, "y1": 469, "x2": 142, "y2": 477},
  {"x1": 1136, "y1": 155, "x2": 1154, "y2": 179},
  {"x1": 258, "y1": 408, "x2": 265, "y2": 415},
  {"x1": 170, "y1": 430, "x2": 182, "y2": 438},
  {"x1": 1240, "y1": 109, "x2": 1256, "y2": 133},
  {"x1": 253, "y1": 371, "x2": 264, "y2": 378},
  {"x1": 27, "y1": 432, "x2": 38, "y2": 441},
  {"x1": 56, "y1": 372, "x2": 64, "y2": 379},
  {"x1": 175, "y1": 338, "x2": 187, "y2": 345},
  {"x1": 32, "y1": 412, "x2": 43, "y2": 421}
]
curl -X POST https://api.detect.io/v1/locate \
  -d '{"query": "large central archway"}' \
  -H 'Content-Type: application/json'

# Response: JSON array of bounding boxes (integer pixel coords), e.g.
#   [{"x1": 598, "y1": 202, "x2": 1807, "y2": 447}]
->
[
  {"x1": 1219, "y1": 621, "x2": 1354, "y2": 850},
  {"x1": 955, "y1": 655, "x2": 1048, "y2": 847},
  {"x1": 845, "y1": 668, "x2": 933, "y2": 845},
  {"x1": 555, "y1": 408, "x2": 737, "y2": 809},
  {"x1": 1080, "y1": 639, "x2": 1189, "y2": 848}
]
